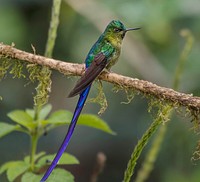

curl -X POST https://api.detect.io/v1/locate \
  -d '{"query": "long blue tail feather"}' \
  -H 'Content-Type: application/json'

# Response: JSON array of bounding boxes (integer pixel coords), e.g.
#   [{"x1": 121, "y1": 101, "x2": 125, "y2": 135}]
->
[{"x1": 40, "y1": 86, "x2": 91, "y2": 182}]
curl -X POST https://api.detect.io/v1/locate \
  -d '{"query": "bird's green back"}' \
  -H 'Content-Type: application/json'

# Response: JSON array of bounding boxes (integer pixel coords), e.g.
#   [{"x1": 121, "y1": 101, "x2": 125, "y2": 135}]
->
[{"x1": 85, "y1": 20, "x2": 127, "y2": 68}]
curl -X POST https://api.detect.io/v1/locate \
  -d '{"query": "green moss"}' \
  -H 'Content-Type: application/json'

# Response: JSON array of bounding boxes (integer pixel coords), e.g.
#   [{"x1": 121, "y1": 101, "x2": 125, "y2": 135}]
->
[
  {"x1": 191, "y1": 140, "x2": 200, "y2": 163},
  {"x1": 9, "y1": 59, "x2": 25, "y2": 78},
  {"x1": 27, "y1": 64, "x2": 43, "y2": 82},
  {"x1": 112, "y1": 84, "x2": 138, "y2": 104},
  {"x1": 0, "y1": 58, "x2": 26, "y2": 79},
  {"x1": 0, "y1": 59, "x2": 52, "y2": 107},
  {"x1": 0, "y1": 58, "x2": 12, "y2": 80},
  {"x1": 27, "y1": 65, "x2": 52, "y2": 107},
  {"x1": 87, "y1": 81, "x2": 108, "y2": 115},
  {"x1": 121, "y1": 88, "x2": 136, "y2": 104},
  {"x1": 112, "y1": 84, "x2": 124, "y2": 93}
]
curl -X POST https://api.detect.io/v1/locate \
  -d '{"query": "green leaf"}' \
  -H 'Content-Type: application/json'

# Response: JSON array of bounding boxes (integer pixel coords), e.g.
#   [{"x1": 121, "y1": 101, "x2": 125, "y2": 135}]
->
[
  {"x1": 58, "y1": 153, "x2": 79, "y2": 165},
  {"x1": 22, "y1": 169, "x2": 74, "y2": 182},
  {"x1": 0, "y1": 161, "x2": 29, "y2": 181},
  {"x1": 46, "y1": 110, "x2": 116, "y2": 135},
  {"x1": 26, "y1": 104, "x2": 52, "y2": 120},
  {"x1": 39, "y1": 104, "x2": 52, "y2": 120},
  {"x1": 46, "y1": 110, "x2": 72, "y2": 125},
  {"x1": 47, "y1": 168, "x2": 74, "y2": 182},
  {"x1": 7, "y1": 162, "x2": 29, "y2": 182},
  {"x1": 37, "y1": 153, "x2": 79, "y2": 168},
  {"x1": 7, "y1": 110, "x2": 35, "y2": 130},
  {"x1": 21, "y1": 168, "x2": 74, "y2": 182},
  {"x1": 78, "y1": 114, "x2": 116, "y2": 135},
  {"x1": 0, "y1": 161, "x2": 13, "y2": 174},
  {"x1": 25, "y1": 109, "x2": 35, "y2": 119},
  {"x1": 21, "y1": 172, "x2": 41, "y2": 182},
  {"x1": 0, "y1": 122, "x2": 18, "y2": 138},
  {"x1": 24, "y1": 151, "x2": 46, "y2": 164}
]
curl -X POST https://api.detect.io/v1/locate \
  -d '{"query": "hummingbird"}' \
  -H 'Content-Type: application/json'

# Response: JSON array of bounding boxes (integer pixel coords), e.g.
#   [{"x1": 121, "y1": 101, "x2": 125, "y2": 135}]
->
[{"x1": 41, "y1": 20, "x2": 140, "y2": 181}]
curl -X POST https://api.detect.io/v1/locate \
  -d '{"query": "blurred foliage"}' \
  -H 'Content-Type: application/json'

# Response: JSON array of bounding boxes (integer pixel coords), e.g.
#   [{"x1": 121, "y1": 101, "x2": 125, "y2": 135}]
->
[
  {"x1": 0, "y1": 0, "x2": 200, "y2": 182},
  {"x1": 0, "y1": 104, "x2": 114, "y2": 181}
]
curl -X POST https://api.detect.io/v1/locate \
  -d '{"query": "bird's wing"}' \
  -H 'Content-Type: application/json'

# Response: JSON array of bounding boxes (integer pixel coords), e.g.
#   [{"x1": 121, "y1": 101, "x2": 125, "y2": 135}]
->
[
  {"x1": 68, "y1": 52, "x2": 108, "y2": 97},
  {"x1": 40, "y1": 86, "x2": 91, "y2": 182},
  {"x1": 41, "y1": 53, "x2": 108, "y2": 181}
]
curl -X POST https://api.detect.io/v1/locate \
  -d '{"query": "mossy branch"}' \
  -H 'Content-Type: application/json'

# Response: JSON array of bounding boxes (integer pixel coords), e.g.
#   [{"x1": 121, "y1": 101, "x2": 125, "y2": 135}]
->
[{"x1": 0, "y1": 43, "x2": 200, "y2": 114}]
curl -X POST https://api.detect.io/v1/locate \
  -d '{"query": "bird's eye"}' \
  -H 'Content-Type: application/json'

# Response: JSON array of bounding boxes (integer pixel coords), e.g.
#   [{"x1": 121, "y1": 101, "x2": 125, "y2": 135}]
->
[{"x1": 114, "y1": 28, "x2": 121, "y2": 32}]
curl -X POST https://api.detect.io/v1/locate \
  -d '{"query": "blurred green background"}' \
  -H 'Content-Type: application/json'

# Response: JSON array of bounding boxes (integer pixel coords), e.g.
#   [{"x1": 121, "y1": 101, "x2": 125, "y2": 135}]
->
[{"x1": 0, "y1": 0, "x2": 200, "y2": 181}]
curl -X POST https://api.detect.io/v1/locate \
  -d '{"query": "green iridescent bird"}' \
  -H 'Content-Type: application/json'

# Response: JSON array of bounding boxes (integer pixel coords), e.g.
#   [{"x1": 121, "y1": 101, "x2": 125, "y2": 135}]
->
[{"x1": 41, "y1": 20, "x2": 140, "y2": 181}]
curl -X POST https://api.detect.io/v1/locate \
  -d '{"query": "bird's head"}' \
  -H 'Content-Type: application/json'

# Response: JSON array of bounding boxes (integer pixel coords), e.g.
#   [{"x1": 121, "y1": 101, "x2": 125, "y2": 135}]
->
[{"x1": 104, "y1": 20, "x2": 140, "y2": 47}]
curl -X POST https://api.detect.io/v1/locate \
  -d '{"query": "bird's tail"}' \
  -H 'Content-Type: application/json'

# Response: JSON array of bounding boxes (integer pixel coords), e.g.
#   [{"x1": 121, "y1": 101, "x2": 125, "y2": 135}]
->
[{"x1": 40, "y1": 86, "x2": 91, "y2": 182}]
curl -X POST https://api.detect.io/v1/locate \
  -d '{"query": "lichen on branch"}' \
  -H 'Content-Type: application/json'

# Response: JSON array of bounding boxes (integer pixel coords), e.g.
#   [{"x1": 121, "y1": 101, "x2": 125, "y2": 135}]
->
[{"x1": 0, "y1": 43, "x2": 200, "y2": 116}]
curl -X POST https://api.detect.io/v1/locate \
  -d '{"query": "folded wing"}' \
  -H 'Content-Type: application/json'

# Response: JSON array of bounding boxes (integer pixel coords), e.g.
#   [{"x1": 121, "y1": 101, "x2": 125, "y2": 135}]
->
[{"x1": 68, "y1": 53, "x2": 107, "y2": 97}]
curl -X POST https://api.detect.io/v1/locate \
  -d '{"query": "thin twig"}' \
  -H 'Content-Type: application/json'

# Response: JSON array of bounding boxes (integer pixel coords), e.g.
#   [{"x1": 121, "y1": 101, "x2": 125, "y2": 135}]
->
[
  {"x1": 44, "y1": 0, "x2": 61, "y2": 57},
  {"x1": 90, "y1": 152, "x2": 106, "y2": 182}
]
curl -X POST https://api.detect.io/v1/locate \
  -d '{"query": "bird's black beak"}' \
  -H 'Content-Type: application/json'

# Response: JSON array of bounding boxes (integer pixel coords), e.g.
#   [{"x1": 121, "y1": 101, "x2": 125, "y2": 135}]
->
[
  {"x1": 125, "y1": 27, "x2": 141, "y2": 32},
  {"x1": 122, "y1": 27, "x2": 140, "y2": 39}
]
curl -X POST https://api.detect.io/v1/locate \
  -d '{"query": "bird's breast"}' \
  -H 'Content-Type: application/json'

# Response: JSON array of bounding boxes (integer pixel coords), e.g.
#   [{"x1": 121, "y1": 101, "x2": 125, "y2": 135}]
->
[{"x1": 106, "y1": 48, "x2": 121, "y2": 70}]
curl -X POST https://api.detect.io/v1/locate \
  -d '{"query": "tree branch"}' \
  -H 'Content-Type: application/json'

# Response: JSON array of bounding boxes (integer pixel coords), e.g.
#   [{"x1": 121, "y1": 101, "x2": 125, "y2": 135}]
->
[{"x1": 0, "y1": 43, "x2": 200, "y2": 112}]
